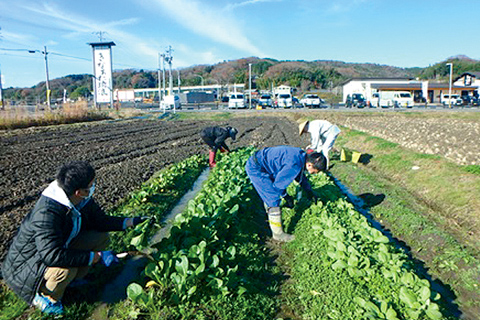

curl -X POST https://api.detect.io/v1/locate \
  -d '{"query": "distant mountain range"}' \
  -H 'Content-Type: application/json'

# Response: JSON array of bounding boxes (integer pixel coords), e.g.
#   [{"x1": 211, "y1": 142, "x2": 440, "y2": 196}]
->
[{"x1": 4, "y1": 55, "x2": 480, "y2": 103}]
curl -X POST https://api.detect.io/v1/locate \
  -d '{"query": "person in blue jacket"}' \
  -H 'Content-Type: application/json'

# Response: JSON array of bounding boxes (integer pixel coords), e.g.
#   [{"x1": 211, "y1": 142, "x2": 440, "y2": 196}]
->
[{"x1": 245, "y1": 146, "x2": 327, "y2": 242}]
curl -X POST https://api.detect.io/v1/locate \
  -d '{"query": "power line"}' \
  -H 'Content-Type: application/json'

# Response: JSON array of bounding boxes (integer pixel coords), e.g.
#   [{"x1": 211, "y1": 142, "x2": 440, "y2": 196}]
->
[
  {"x1": 0, "y1": 52, "x2": 42, "y2": 59},
  {"x1": 50, "y1": 52, "x2": 90, "y2": 62},
  {"x1": 0, "y1": 47, "x2": 91, "y2": 63},
  {"x1": 0, "y1": 47, "x2": 34, "y2": 52}
]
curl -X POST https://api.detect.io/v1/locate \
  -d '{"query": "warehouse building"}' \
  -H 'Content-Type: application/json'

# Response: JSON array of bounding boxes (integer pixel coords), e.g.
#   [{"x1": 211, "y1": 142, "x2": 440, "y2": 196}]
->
[{"x1": 343, "y1": 77, "x2": 478, "y2": 104}]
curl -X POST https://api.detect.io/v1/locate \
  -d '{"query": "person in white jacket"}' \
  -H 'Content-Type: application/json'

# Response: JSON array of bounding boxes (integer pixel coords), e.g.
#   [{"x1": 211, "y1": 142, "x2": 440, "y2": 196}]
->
[{"x1": 299, "y1": 120, "x2": 341, "y2": 168}]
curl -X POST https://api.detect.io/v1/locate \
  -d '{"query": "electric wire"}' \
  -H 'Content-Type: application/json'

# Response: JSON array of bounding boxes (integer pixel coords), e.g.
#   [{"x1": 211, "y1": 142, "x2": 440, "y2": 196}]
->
[{"x1": 0, "y1": 47, "x2": 145, "y2": 69}]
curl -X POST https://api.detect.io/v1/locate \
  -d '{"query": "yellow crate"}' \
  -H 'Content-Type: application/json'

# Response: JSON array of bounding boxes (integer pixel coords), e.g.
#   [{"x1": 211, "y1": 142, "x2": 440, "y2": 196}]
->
[
  {"x1": 340, "y1": 148, "x2": 351, "y2": 162},
  {"x1": 352, "y1": 151, "x2": 362, "y2": 164},
  {"x1": 341, "y1": 148, "x2": 362, "y2": 163}
]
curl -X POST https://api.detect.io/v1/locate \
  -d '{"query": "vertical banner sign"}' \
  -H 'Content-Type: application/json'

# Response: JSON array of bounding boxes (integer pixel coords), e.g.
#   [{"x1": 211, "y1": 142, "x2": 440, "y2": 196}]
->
[
  {"x1": 93, "y1": 46, "x2": 112, "y2": 103},
  {"x1": 421, "y1": 81, "x2": 429, "y2": 103},
  {"x1": 0, "y1": 76, "x2": 3, "y2": 108},
  {"x1": 0, "y1": 66, "x2": 4, "y2": 109},
  {"x1": 89, "y1": 42, "x2": 115, "y2": 107}
]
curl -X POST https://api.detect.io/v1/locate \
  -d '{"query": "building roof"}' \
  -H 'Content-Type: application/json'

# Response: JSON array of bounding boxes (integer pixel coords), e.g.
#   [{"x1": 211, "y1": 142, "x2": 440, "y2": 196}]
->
[
  {"x1": 371, "y1": 83, "x2": 476, "y2": 90},
  {"x1": 340, "y1": 77, "x2": 414, "y2": 86},
  {"x1": 454, "y1": 71, "x2": 480, "y2": 82},
  {"x1": 88, "y1": 41, "x2": 116, "y2": 47},
  {"x1": 371, "y1": 83, "x2": 421, "y2": 90}
]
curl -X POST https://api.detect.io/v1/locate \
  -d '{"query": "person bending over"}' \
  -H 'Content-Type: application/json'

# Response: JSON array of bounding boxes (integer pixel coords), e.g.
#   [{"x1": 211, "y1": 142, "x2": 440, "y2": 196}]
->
[{"x1": 245, "y1": 146, "x2": 326, "y2": 242}]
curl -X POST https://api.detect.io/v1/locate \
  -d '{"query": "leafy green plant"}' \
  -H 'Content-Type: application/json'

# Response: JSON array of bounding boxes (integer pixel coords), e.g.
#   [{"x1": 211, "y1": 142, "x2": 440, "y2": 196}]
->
[
  {"x1": 282, "y1": 173, "x2": 453, "y2": 319},
  {"x1": 124, "y1": 147, "x2": 280, "y2": 319}
]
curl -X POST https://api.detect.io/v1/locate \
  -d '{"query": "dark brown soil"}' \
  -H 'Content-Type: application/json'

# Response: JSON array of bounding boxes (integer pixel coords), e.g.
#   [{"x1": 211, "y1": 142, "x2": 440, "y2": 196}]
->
[{"x1": 0, "y1": 116, "x2": 308, "y2": 262}]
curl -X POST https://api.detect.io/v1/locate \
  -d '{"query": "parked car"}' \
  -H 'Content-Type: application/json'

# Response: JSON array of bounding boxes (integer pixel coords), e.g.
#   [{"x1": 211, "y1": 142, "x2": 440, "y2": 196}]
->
[
  {"x1": 245, "y1": 98, "x2": 258, "y2": 108},
  {"x1": 470, "y1": 97, "x2": 479, "y2": 106},
  {"x1": 228, "y1": 93, "x2": 246, "y2": 109},
  {"x1": 276, "y1": 93, "x2": 293, "y2": 108},
  {"x1": 258, "y1": 94, "x2": 273, "y2": 108},
  {"x1": 441, "y1": 94, "x2": 463, "y2": 107},
  {"x1": 300, "y1": 94, "x2": 321, "y2": 108},
  {"x1": 374, "y1": 91, "x2": 414, "y2": 108},
  {"x1": 346, "y1": 93, "x2": 367, "y2": 108},
  {"x1": 460, "y1": 95, "x2": 479, "y2": 106},
  {"x1": 292, "y1": 97, "x2": 300, "y2": 107},
  {"x1": 414, "y1": 93, "x2": 426, "y2": 103},
  {"x1": 221, "y1": 96, "x2": 229, "y2": 103}
]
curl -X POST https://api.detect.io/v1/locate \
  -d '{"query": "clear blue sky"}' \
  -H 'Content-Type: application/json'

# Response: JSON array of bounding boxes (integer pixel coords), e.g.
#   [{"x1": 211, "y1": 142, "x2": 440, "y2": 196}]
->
[{"x1": 0, "y1": 0, "x2": 478, "y2": 88}]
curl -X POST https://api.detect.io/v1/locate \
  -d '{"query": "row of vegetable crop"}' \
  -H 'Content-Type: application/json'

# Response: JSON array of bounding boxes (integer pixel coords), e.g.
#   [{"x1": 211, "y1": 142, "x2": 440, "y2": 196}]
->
[
  {"x1": 109, "y1": 155, "x2": 207, "y2": 253},
  {"x1": 122, "y1": 148, "x2": 280, "y2": 319},
  {"x1": 117, "y1": 147, "x2": 454, "y2": 320},
  {"x1": 282, "y1": 174, "x2": 455, "y2": 320}
]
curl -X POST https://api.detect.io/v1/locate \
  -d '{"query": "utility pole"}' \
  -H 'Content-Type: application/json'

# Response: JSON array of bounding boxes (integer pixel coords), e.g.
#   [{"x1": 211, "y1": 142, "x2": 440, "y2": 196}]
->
[
  {"x1": 158, "y1": 52, "x2": 162, "y2": 108},
  {"x1": 0, "y1": 65, "x2": 4, "y2": 110},
  {"x1": 0, "y1": 28, "x2": 2, "y2": 110},
  {"x1": 248, "y1": 63, "x2": 252, "y2": 109},
  {"x1": 177, "y1": 70, "x2": 181, "y2": 94},
  {"x1": 161, "y1": 53, "x2": 166, "y2": 101},
  {"x1": 446, "y1": 62, "x2": 453, "y2": 109},
  {"x1": 43, "y1": 46, "x2": 51, "y2": 111},
  {"x1": 93, "y1": 31, "x2": 106, "y2": 42},
  {"x1": 165, "y1": 46, "x2": 173, "y2": 96}
]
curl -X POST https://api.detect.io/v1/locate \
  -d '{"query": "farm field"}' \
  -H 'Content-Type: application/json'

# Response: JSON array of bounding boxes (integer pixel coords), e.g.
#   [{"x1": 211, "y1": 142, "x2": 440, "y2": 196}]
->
[
  {"x1": 0, "y1": 115, "x2": 305, "y2": 261},
  {"x1": 327, "y1": 112, "x2": 480, "y2": 166},
  {"x1": 1, "y1": 110, "x2": 479, "y2": 319}
]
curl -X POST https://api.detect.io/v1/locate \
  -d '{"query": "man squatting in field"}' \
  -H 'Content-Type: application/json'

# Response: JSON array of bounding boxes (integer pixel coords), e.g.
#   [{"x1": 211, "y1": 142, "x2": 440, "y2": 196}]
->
[
  {"x1": 200, "y1": 126, "x2": 238, "y2": 167},
  {"x1": 1, "y1": 161, "x2": 148, "y2": 315},
  {"x1": 299, "y1": 120, "x2": 341, "y2": 169},
  {"x1": 246, "y1": 146, "x2": 327, "y2": 242}
]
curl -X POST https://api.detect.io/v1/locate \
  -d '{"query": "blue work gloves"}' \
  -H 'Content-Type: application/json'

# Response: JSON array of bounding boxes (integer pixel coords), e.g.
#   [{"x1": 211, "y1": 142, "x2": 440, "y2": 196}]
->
[{"x1": 100, "y1": 251, "x2": 119, "y2": 267}]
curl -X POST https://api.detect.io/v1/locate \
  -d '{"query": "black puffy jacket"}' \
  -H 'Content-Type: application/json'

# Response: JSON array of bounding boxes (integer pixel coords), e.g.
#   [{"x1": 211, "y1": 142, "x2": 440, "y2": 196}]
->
[
  {"x1": 200, "y1": 126, "x2": 230, "y2": 151},
  {"x1": 1, "y1": 195, "x2": 125, "y2": 304}
]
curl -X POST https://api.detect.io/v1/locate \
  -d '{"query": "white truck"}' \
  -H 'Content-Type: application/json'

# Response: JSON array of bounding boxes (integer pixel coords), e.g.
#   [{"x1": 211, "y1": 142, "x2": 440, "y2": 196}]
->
[
  {"x1": 300, "y1": 94, "x2": 322, "y2": 108},
  {"x1": 440, "y1": 94, "x2": 463, "y2": 107},
  {"x1": 228, "y1": 93, "x2": 246, "y2": 109},
  {"x1": 160, "y1": 94, "x2": 181, "y2": 110},
  {"x1": 276, "y1": 93, "x2": 293, "y2": 108},
  {"x1": 377, "y1": 91, "x2": 414, "y2": 108}
]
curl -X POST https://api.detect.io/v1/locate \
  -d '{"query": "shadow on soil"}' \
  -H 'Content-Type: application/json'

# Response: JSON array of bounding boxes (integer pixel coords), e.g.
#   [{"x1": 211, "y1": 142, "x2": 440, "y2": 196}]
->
[
  {"x1": 359, "y1": 153, "x2": 373, "y2": 165},
  {"x1": 358, "y1": 192, "x2": 385, "y2": 208}
]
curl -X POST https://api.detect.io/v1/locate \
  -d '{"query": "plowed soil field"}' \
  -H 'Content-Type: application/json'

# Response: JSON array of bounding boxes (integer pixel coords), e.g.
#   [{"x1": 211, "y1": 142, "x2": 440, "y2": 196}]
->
[{"x1": 0, "y1": 117, "x2": 306, "y2": 261}]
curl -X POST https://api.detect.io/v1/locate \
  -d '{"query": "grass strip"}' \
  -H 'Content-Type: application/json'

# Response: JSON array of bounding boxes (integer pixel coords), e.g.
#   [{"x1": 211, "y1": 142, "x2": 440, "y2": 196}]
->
[
  {"x1": 333, "y1": 126, "x2": 480, "y2": 251},
  {"x1": 329, "y1": 128, "x2": 480, "y2": 319}
]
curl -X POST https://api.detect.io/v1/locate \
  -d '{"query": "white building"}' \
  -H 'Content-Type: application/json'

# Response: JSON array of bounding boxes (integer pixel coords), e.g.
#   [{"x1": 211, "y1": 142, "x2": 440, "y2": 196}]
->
[
  {"x1": 273, "y1": 85, "x2": 293, "y2": 97},
  {"x1": 453, "y1": 72, "x2": 480, "y2": 96},
  {"x1": 342, "y1": 78, "x2": 415, "y2": 103},
  {"x1": 343, "y1": 77, "x2": 478, "y2": 104}
]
